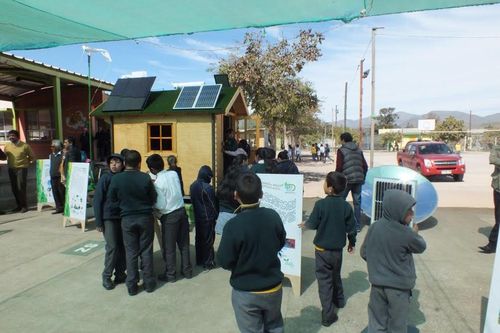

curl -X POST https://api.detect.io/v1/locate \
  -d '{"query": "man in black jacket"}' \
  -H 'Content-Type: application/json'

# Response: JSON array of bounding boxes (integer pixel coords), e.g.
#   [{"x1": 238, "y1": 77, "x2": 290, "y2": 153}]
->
[
  {"x1": 218, "y1": 173, "x2": 286, "y2": 333},
  {"x1": 49, "y1": 140, "x2": 65, "y2": 214},
  {"x1": 336, "y1": 132, "x2": 368, "y2": 232},
  {"x1": 61, "y1": 136, "x2": 81, "y2": 186}
]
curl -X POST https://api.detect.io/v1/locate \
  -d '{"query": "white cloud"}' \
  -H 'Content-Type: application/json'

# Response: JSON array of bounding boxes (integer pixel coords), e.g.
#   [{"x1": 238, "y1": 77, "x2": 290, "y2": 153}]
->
[
  {"x1": 264, "y1": 26, "x2": 283, "y2": 40},
  {"x1": 120, "y1": 70, "x2": 148, "y2": 78}
]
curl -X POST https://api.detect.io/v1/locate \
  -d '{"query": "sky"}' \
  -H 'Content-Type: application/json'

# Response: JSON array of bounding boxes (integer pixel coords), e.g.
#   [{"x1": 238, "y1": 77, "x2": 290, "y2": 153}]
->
[{"x1": 9, "y1": 3, "x2": 500, "y2": 122}]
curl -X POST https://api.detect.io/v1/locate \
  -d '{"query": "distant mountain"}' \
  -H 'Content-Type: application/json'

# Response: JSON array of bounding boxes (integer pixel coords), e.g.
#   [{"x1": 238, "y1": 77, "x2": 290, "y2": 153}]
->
[{"x1": 342, "y1": 111, "x2": 500, "y2": 129}]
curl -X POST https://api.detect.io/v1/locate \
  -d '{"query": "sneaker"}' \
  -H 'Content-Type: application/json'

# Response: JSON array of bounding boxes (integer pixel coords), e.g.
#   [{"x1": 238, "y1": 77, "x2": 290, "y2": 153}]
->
[
  {"x1": 144, "y1": 282, "x2": 156, "y2": 293},
  {"x1": 127, "y1": 284, "x2": 138, "y2": 296},
  {"x1": 321, "y1": 313, "x2": 338, "y2": 327},
  {"x1": 102, "y1": 278, "x2": 115, "y2": 290},
  {"x1": 479, "y1": 244, "x2": 496, "y2": 254}
]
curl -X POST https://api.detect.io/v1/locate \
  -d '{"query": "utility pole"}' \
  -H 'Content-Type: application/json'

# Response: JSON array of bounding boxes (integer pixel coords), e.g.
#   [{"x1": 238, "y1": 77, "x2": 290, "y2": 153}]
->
[
  {"x1": 370, "y1": 27, "x2": 384, "y2": 168},
  {"x1": 469, "y1": 110, "x2": 472, "y2": 151},
  {"x1": 343, "y1": 81, "x2": 348, "y2": 131},
  {"x1": 359, "y1": 59, "x2": 365, "y2": 147},
  {"x1": 333, "y1": 105, "x2": 338, "y2": 148}
]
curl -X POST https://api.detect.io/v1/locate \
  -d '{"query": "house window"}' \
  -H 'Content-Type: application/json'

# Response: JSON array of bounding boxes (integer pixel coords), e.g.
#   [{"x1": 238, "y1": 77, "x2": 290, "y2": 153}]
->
[
  {"x1": 0, "y1": 110, "x2": 14, "y2": 141},
  {"x1": 26, "y1": 109, "x2": 55, "y2": 142},
  {"x1": 148, "y1": 123, "x2": 174, "y2": 152}
]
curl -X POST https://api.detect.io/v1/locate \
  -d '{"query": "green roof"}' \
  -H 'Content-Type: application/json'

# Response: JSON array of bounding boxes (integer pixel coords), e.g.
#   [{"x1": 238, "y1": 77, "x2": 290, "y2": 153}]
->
[{"x1": 92, "y1": 87, "x2": 240, "y2": 117}]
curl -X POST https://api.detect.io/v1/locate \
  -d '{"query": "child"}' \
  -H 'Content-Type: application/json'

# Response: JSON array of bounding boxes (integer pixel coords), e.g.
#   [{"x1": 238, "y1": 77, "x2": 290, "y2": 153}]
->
[
  {"x1": 361, "y1": 189, "x2": 426, "y2": 333},
  {"x1": 93, "y1": 153, "x2": 126, "y2": 290},
  {"x1": 146, "y1": 154, "x2": 192, "y2": 282},
  {"x1": 190, "y1": 165, "x2": 218, "y2": 269},
  {"x1": 301, "y1": 171, "x2": 356, "y2": 327},
  {"x1": 108, "y1": 150, "x2": 157, "y2": 296},
  {"x1": 217, "y1": 173, "x2": 286, "y2": 333}
]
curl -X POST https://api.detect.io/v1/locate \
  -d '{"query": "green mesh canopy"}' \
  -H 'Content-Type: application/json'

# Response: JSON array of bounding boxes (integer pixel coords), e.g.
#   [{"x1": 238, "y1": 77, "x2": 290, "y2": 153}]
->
[{"x1": 2, "y1": 0, "x2": 499, "y2": 51}]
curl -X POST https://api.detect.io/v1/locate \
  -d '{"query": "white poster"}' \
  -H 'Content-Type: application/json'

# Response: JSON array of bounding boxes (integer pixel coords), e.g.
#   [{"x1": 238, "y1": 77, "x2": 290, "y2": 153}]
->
[
  {"x1": 36, "y1": 159, "x2": 55, "y2": 204},
  {"x1": 485, "y1": 246, "x2": 500, "y2": 332},
  {"x1": 258, "y1": 174, "x2": 303, "y2": 278},
  {"x1": 64, "y1": 162, "x2": 89, "y2": 221}
]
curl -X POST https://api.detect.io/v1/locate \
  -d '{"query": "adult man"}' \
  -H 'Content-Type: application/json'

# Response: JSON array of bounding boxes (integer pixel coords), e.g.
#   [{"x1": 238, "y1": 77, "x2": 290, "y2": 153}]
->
[
  {"x1": 60, "y1": 137, "x2": 81, "y2": 185},
  {"x1": 336, "y1": 132, "x2": 368, "y2": 232},
  {"x1": 49, "y1": 140, "x2": 65, "y2": 214},
  {"x1": 479, "y1": 144, "x2": 500, "y2": 254},
  {"x1": 1, "y1": 130, "x2": 34, "y2": 213}
]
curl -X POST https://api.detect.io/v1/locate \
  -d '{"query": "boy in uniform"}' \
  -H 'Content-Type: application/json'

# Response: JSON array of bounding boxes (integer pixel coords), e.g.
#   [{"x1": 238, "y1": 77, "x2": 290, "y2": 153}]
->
[
  {"x1": 300, "y1": 171, "x2": 356, "y2": 326},
  {"x1": 93, "y1": 153, "x2": 126, "y2": 290},
  {"x1": 217, "y1": 173, "x2": 286, "y2": 333},
  {"x1": 108, "y1": 150, "x2": 157, "y2": 296},
  {"x1": 361, "y1": 189, "x2": 427, "y2": 333}
]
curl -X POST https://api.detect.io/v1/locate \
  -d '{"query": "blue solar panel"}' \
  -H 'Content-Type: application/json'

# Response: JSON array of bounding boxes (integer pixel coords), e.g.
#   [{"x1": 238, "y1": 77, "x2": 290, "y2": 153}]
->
[
  {"x1": 195, "y1": 84, "x2": 222, "y2": 108},
  {"x1": 173, "y1": 86, "x2": 201, "y2": 109}
]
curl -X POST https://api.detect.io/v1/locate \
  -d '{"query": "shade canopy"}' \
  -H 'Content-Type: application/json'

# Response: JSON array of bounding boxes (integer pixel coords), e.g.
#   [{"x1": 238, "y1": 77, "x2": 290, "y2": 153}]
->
[{"x1": 2, "y1": 0, "x2": 500, "y2": 52}]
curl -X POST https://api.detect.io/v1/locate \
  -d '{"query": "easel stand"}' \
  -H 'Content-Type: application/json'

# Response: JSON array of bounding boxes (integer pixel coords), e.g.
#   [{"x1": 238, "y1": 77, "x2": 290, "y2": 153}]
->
[
  {"x1": 285, "y1": 274, "x2": 301, "y2": 296},
  {"x1": 37, "y1": 202, "x2": 56, "y2": 212},
  {"x1": 63, "y1": 216, "x2": 87, "y2": 233}
]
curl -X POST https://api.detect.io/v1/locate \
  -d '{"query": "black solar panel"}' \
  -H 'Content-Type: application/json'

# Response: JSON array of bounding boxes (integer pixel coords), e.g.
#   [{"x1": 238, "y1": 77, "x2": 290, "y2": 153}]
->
[
  {"x1": 173, "y1": 86, "x2": 201, "y2": 109},
  {"x1": 195, "y1": 84, "x2": 222, "y2": 108},
  {"x1": 103, "y1": 77, "x2": 156, "y2": 112},
  {"x1": 372, "y1": 178, "x2": 415, "y2": 223}
]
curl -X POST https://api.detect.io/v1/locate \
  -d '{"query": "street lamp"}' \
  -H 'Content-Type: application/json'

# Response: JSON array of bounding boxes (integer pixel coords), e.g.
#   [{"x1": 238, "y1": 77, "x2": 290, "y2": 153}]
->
[
  {"x1": 370, "y1": 27, "x2": 384, "y2": 168},
  {"x1": 359, "y1": 59, "x2": 370, "y2": 148}
]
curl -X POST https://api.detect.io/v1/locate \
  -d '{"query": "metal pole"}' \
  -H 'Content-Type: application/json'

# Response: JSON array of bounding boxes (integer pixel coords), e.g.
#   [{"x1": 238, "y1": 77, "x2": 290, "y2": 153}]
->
[
  {"x1": 469, "y1": 110, "x2": 472, "y2": 151},
  {"x1": 370, "y1": 27, "x2": 383, "y2": 168},
  {"x1": 87, "y1": 54, "x2": 94, "y2": 160},
  {"x1": 359, "y1": 59, "x2": 364, "y2": 147},
  {"x1": 343, "y1": 81, "x2": 348, "y2": 131}
]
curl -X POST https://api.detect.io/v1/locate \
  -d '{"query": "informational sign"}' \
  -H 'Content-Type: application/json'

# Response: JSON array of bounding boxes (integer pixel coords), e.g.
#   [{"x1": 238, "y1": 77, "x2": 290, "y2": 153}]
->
[
  {"x1": 62, "y1": 240, "x2": 104, "y2": 256},
  {"x1": 63, "y1": 162, "x2": 90, "y2": 225},
  {"x1": 36, "y1": 159, "x2": 55, "y2": 208},
  {"x1": 485, "y1": 245, "x2": 500, "y2": 332},
  {"x1": 418, "y1": 119, "x2": 436, "y2": 131},
  {"x1": 258, "y1": 174, "x2": 303, "y2": 295}
]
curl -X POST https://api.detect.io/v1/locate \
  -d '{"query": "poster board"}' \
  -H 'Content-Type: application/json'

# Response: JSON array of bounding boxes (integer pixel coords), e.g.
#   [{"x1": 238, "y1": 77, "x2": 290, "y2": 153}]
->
[
  {"x1": 485, "y1": 244, "x2": 500, "y2": 332},
  {"x1": 63, "y1": 162, "x2": 89, "y2": 232},
  {"x1": 258, "y1": 174, "x2": 303, "y2": 295},
  {"x1": 36, "y1": 159, "x2": 55, "y2": 211}
]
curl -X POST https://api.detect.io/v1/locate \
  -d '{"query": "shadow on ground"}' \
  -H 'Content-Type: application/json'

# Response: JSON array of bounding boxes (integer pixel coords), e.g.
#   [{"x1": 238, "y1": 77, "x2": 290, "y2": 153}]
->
[
  {"x1": 343, "y1": 270, "x2": 370, "y2": 303},
  {"x1": 304, "y1": 172, "x2": 326, "y2": 184},
  {"x1": 478, "y1": 226, "x2": 492, "y2": 238},
  {"x1": 285, "y1": 305, "x2": 322, "y2": 333}
]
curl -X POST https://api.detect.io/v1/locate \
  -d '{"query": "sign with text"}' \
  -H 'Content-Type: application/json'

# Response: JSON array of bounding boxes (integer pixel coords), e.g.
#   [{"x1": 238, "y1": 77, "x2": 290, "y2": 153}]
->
[
  {"x1": 36, "y1": 159, "x2": 55, "y2": 205},
  {"x1": 258, "y1": 173, "x2": 303, "y2": 292},
  {"x1": 485, "y1": 244, "x2": 500, "y2": 332},
  {"x1": 63, "y1": 162, "x2": 90, "y2": 221},
  {"x1": 62, "y1": 240, "x2": 104, "y2": 256}
]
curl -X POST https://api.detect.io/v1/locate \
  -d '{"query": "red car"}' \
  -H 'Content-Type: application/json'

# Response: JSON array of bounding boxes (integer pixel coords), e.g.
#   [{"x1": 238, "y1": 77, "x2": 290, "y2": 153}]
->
[{"x1": 397, "y1": 141, "x2": 466, "y2": 181}]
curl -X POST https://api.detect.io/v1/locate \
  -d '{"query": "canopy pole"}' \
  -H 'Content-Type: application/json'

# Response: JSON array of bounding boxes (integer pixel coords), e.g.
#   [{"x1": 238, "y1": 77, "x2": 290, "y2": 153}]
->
[{"x1": 87, "y1": 54, "x2": 94, "y2": 161}]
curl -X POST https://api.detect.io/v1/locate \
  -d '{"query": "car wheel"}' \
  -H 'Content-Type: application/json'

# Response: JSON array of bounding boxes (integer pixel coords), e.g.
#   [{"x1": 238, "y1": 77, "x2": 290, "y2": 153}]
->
[{"x1": 453, "y1": 174, "x2": 464, "y2": 182}]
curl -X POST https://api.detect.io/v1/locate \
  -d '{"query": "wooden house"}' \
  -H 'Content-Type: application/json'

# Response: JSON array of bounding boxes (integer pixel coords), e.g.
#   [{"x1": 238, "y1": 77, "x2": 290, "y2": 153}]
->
[{"x1": 91, "y1": 77, "x2": 248, "y2": 193}]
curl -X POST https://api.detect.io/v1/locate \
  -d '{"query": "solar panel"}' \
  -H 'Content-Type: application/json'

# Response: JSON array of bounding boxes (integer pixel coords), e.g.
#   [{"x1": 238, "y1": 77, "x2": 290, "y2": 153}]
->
[
  {"x1": 103, "y1": 77, "x2": 156, "y2": 112},
  {"x1": 173, "y1": 84, "x2": 222, "y2": 109},
  {"x1": 195, "y1": 84, "x2": 222, "y2": 108},
  {"x1": 173, "y1": 86, "x2": 201, "y2": 109}
]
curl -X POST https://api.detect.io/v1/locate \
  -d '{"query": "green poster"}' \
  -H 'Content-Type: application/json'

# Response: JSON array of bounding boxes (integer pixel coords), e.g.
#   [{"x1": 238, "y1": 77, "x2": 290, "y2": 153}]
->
[{"x1": 36, "y1": 159, "x2": 54, "y2": 204}]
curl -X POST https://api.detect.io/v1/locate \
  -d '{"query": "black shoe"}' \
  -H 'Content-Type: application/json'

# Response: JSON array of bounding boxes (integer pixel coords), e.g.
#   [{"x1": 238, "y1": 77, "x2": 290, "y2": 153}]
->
[
  {"x1": 127, "y1": 284, "x2": 138, "y2": 296},
  {"x1": 182, "y1": 271, "x2": 193, "y2": 279},
  {"x1": 321, "y1": 313, "x2": 338, "y2": 327},
  {"x1": 8, "y1": 207, "x2": 21, "y2": 214},
  {"x1": 102, "y1": 278, "x2": 115, "y2": 290},
  {"x1": 158, "y1": 273, "x2": 176, "y2": 283},
  {"x1": 114, "y1": 275, "x2": 127, "y2": 284},
  {"x1": 20, "y1": 207, "x2": 28, "y2": 213},
  {"x1": 144, "y1": 282, "x2": 156, "y2": 293},
  {"x1": 203, "y1": 262, "x2": 216, "y2": 270},
  {"x1": 479, "y1": 244, "x2": 496, "y2": 253}
]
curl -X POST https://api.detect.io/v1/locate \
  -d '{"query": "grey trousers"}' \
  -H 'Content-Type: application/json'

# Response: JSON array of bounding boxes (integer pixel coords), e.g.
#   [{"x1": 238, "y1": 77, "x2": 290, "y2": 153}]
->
[
  {"x1": 160, "y1": 207, "x2": 192, "y2": 280},
  {"x1": 368, "y1": 285, "x2": 411, "y2": 333},
  {"x1": 102, "y1": 219, "x2": 126, "y2": 280},
  {"x1": 315, "y1": 249, "x2": 344, "y2": 322},
  {"x1": 231, "y1": 287, "x2": 284, "y2": 333},
  {"x1": 121, "y1": 214, "x2": 155, "y2": 288}
]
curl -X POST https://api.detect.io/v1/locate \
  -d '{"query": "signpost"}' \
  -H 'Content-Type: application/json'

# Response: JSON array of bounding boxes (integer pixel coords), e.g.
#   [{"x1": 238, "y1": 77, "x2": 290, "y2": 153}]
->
[
  {"x1": 485, "y1": 244, "x2": 500, "y2": 332},
  {"x1": 36, "y1": 159, "x2": 55, "y2": 211},
  {"x1": 63, "y1": 162, "x2": 90, "y2": 231}
]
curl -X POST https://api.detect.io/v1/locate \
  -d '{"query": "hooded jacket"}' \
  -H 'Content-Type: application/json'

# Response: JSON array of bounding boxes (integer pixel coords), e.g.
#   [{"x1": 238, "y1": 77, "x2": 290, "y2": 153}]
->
[
  {"x1": 190, "y1": 166, "x2": 218, "y2": 221},
  {"x1": 274, "y1": 159, "x2": 299, "y2": 174},
  {"x1": 361, "y1": 189, "x2": 426, "y2": 290}
]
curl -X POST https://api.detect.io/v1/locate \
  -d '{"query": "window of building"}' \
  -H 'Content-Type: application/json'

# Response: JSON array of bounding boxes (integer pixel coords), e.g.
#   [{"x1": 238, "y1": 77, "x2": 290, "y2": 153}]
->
[
  {"x1": 26, "y1": 109, "x2": 55, "y2": 142},
  {"x1": 0, "y1": 110, "x2": 14, "y2": 141},
  {"x1": 148, "y1": 123, "x2": 174, "y2": 152}
]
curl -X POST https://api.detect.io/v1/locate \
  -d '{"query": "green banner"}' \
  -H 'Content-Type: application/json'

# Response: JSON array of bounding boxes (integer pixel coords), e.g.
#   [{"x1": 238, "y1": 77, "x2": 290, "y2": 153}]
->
[{"x1": 36, "y1": 159, "x2": 54, "y2": 204}]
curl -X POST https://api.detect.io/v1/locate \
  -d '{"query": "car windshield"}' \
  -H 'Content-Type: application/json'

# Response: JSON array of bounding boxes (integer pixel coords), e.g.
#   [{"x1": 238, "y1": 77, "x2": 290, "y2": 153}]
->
[{"x1": 418, "y1": 144, "x2": 452, "y2": 154}]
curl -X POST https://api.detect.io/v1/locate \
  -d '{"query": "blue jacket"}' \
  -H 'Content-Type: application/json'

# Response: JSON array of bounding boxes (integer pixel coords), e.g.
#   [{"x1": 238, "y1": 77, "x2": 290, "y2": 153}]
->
[{"x1": 190, "y1": 166, "x2": 218, "y2": 221}]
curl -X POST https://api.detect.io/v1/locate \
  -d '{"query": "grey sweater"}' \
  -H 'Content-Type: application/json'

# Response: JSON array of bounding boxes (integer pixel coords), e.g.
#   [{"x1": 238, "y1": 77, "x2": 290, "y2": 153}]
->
[{"x1": 361, "y1": 190, "x2": 426, "y2": 290}]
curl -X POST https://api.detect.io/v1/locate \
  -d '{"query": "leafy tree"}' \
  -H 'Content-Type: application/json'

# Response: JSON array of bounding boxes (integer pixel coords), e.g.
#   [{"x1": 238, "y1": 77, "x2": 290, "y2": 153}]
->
[
  {"x1": 432, "y1": 116, "x2": 466, "y2": 143},
  {"x1": 377, "y1": 107, "x2": 399, "y2": 129},
  {"x1": 217, "y1": 30, "x2": 324, "y2": 149},
  {"x1": 380, "y1": 131, "x2": 402, "y2": 150}
]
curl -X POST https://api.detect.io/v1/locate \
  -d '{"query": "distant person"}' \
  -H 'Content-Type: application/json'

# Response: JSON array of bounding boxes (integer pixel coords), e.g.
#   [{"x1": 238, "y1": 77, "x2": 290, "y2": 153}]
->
[
  {"x1": 336, "y1": 132, "x2": 368, "y2": 232},
  {"x1": 300, "y1": 172, "x2": 356, "y2": 327},
  {"x1": 295, "y1": 144, "x2": 302, "y2": 162},
  {"x1": 287, "y1": 144, "x2": 294, "y2": 160},
  {"x1": 79, "y1": 127, "x2": 90, "y2": 160},
  {"x1": 361, "y1": 189, "x2": 426, "y2": 333},
  {"x1": 319, "y1": 144, "x2": 325, "y2": 162},
  {"x1": 217, "y1": 173, "x2": 286, "y2": 333},
  {"x1": 311, "y1": 144, "x2": 317, "y2": 161},
  {"x1": 274, "y1": 150, "x2": 299, "y2": 174},
  {"x1": 238, "y1": 139, "x2": 251, "y2": 158},
  {"x1": 108, "y1": 150, "x2": 157, "y2": 296},
  {"x1": 93, "y1": 154, "x2": 126, "y2": 290},
  {"x1": 250, "y1": 147, "x2": 276, "y2": 174},
  {"x1": 190, "y1": 165, "x2": 218, "y2": 269},
  {"x1": 223, "y1": 128, "x2": 238, "y2": 173},
  {"x1": 1, "y1": 130, "x2": 35, "y2": 213},
  {"x1": 147, "y1": 154, "x2": 192, "y2": 282},
  {"x1": 324, "y1": 144, "x2": 332, "y2": 163},
  {"x1": 49, "y1": 140, "x2": 65, "y2": 214},
  {"x1": 480, "y1": 144, "x2": 500, "y2": 254},
  {"x1": 167, "y1": 155, "x2": 185, "y2": 196},
  {"x1": 60, "y1": 136, "x2": 82, "y2": 186}
]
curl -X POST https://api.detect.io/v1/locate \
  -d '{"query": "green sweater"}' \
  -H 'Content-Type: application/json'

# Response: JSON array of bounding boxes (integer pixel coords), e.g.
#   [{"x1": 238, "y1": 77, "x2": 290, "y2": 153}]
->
[
  {"x1": 306, "y1": 195, "x2": 356, "y2": 250},
  {"x1": 108, "y1": 169, "x2": 157, "y2": 217},
  {"x1": 217, "y1": 207, "x2": 286, "y2": 291}
]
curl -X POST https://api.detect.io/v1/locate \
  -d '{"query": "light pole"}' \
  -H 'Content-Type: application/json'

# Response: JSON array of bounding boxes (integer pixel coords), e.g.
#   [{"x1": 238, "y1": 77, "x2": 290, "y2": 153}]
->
[
  {"x1": 343, "y1": 81, "x2": 348, "y2": 131},
  {"x1": 369, "y1": 27, "x2": 384, "y2": 168},
  {"x1": 359, "y1": 59, "x2": 370, "y2": 148}
]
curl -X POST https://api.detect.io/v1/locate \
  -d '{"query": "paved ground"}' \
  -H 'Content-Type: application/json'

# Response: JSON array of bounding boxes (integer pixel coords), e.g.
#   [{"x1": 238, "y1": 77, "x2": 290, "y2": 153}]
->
[{"x1": 0, "y1": 151, "x2": 496, "y2": 332}]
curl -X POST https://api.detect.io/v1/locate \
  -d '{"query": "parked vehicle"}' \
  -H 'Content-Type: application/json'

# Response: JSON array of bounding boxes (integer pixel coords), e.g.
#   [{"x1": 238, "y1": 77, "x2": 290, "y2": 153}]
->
[{"x1": 397, "y1": 141, "x2": 466, "y2": 181}]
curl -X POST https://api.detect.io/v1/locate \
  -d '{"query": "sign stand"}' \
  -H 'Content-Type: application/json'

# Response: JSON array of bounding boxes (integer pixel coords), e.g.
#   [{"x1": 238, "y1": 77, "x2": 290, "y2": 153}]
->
[
  {"x1": 36, "y1": 159, "x2": 56, "y2": 212},
  {"x1": 62, "y1": 162, "x2": 90, "y2": 232}
]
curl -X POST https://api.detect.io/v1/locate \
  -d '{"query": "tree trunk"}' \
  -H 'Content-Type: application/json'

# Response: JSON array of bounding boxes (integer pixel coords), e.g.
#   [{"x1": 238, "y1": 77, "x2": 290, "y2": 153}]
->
[{"x1": 268, "y1": 117, "x2": 277, "y2": 151}]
